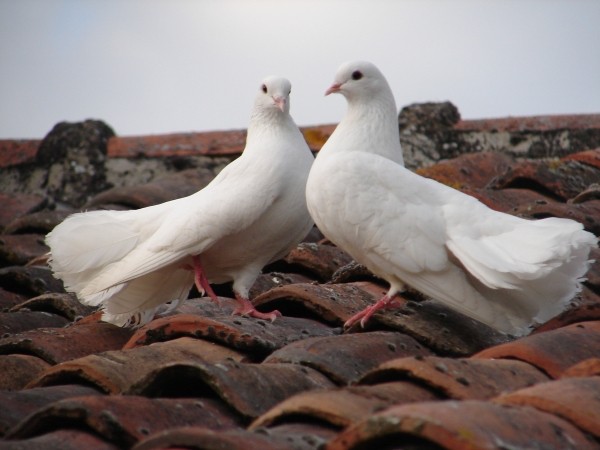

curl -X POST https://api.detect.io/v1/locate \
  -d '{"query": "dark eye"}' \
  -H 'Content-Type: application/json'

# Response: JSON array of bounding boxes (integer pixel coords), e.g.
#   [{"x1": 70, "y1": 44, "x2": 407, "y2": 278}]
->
[
  {"x1": 261, "y1": 84, "x2": 267, "y2": 93},
  {"x1": 351, "y1": 70, "x2": 363, "y2": 80}
]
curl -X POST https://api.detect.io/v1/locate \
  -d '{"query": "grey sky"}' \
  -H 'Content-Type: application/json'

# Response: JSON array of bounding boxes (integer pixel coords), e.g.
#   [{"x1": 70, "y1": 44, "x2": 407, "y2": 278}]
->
[{"x1": 1, "y1": 0, "x2": 599, "y2": 139}]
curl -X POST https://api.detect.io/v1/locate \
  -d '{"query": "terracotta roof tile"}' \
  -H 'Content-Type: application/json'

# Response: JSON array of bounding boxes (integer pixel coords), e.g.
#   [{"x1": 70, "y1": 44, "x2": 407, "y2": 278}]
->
[
  {"x1": 282, "y1": 242, "x2": 354, "y2": 281},
  {"x1": 130, "y1": 361, "x2": 335, "y2": 421},
  {"x1": 326, "y1": 400, "x2": 598, "y2": 450},
  {"x1": 473, "y1": 321, "x2": 600, "y2": 377},
  {"x1": 251, "y1": 381, "x2": 439, "y2": 431},
  {"x1": 0, "y1": 266, "x2": 64, "y2": 299},
  {"x1": 416, "y1": 151, "x2": 513, "y2": 189},
  {"x1": 2, "y1": 210, "x2": 73, "y2": 236},
  {"x1": 495, "y1": 376, "x2": 600, "y2": 440},
  {"x1": 0, "y1": 310, "x2": 69, "y2": 335},
  {"x1": 30, "y1": 337, "x2": 246, "y2": 393},
  {"x1": 10, "y1": 292, "x2": 95, "y2": 322},
  {"x1": 123, "y1": 312, "x2": 336, "y2": 357},
  {"x1": 0, "y1": 385, "x2": 100, "y2": 435},
  {"x1": 360, "y1": 356, "x2": 548, "y2": 400},
  {"x1": 0, "y1": 139, "x2": 41, "y2": 168},
  {"x1": 7, "y1": 396, "x2": 243, "y2": 448},
  {"x1": 0, "y1": 193, "x2": 46, "y2": 231},
  {"x1": 489, "y1": 156, "x2": 600, "y2": 201},
  {"x1": 2, "y1": 429, "x2": 118, "y2": 450},
  {"x1": 86, "y1": 169, "x2": 215, "y2": 210},
  {"x1": 562, "y1": 358, "x2": 600, "y2": 377},
  {"x1": 1, "y1": 110, "x2": 599, "y2": 449},
  {"x1": 264, "y1": 331, "x2": 432, "y2": 385},
  {"x1": 0, "y1": 322, "x2": 132, "y2": 365},
  {"x1": 132, "y1": 427, "x2": 300, "y2": 450},
  {"x1": 0, "y1": 234, "x2": 49, "y2": 266},
  {"x1": 0, "y1": 355, "x2": 51, "y2": 391}
]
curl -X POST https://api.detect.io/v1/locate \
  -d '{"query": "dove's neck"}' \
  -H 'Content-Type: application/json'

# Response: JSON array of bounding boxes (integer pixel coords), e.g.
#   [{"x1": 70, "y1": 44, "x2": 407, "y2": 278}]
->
[
  {"x1": 245, "y1": 109, "x2": 304, "y2": 155},
  {"x1": 321, "y1": 92, "x2": 404, "y2": 166}
]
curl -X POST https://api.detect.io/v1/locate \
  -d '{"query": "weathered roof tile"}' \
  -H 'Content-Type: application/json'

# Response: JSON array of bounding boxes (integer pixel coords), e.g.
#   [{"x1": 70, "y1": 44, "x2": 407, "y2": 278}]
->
[
  {"x1": 360, "y1": 356, "x2": 548, "y2": 400},
  {"x1": 326, "y1": 400, "x2": 598, "y2": 450},
  {"x1": 0, "y1": 385, "x2": 100, "y2": 435},
  {"x1": 264, "y1": 331, "x2": 432, "y2": 385},
  {"x1": 473, "y1": 321, "x2": 600, "y2": 377},
  {"x1": 0, "y1": 354, "x2": 51, "y2": 391},
  {"x1": 495, "y1": 376, "x2": 600, "y2": 440},
  {"x1": 130, "y1": 361, "x2": 335, "y2": 421},
  {"x1": 30, "y1": 337, "x2": 246, "y2": 393},
  {"x1": 123, "y1": 312, "x2": 337, "y2": 357},
  {"x1": 0, "y1": 322, "x2": 132, "y2": 365}
]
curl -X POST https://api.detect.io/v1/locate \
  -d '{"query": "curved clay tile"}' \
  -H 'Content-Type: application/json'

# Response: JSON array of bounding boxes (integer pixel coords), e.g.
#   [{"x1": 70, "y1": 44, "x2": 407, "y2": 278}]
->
[
  {"x1": 0, "y1": 310, "x2": 69, "y2": 336},
  {"x1": 10, "y1": 292, "x2": 95, "y2": 322},
  {"x1": 85, "y1": 169, "x2": 216, "y2": 210},
  {"x1": 0, "y1": 266, "x2": 65, "y2": 297},
  {"x1": 282, "y1": 242, "x2": 354, "y2": 281},
  {"x1": 0, "y1": 234, "x2": 49, "y2": 266},
  {"x1": 249, "y1": 272, "x2": 315, "y2": 298},
  {"x1": 416, "y1": 151, "x2": 513, "y2": 190},
  {"x1": 0, "y1": 385, "x2": 100, "y2": 436},
  {"x1": 8, "y1": 395, "x2": 242, "y2": 448},
  {"x1": 250, "y1": 381, "x2": 438, "y2": 430},
  {"x1": 123, "y1": 313, "x2": 336, "y2": 357},
  {"x1": 495, "y1": 376, "x2": 600, "y2": 440},
  {"x1": 511, "y1": 199, "x2": 600, "y2": 235},
  {"x1": 0, "y1": 322, "x2": 132, "y2": 365},
  {"x1": 130, "y1": 360, "x2": 335, "y2": 420},
  {"x1": 489, "y1": 159, "x2": 600, "y2": 201},
  {"x1": 0, "y1": 193, "x2": 46, "y2": 231},
  {"x1": 264, "y1": 331, "x2": 432, "y2": 385},
  {"x1": 461, "y1": 187, "x2": 556, "y2": 214},
  {"x1": 360, "y1": 356, "x2": 548, "y2": 400},
  {"x1": 132, "y1": 426, "x2": 296, "y2": 450},
  {"x1": 29, "y1": 337, "x2": 246, "y2": 394},
  {"x1": 563, "y1": 148, "x2": 600, "y2": 170},
  {"x1": 3, "y1": 210, "x2": 73, "y2": 235},
  {"x1": 562, "y1": 358, "x2": 600, "y2": 377},
  {"x1": 473, "y1": 321, "x2": 600, "y2": 378},
  {"x1": 2, "y1": 429, "x2": 118, "y2": 450},
  {"x1": 252, "y1": 281, "x2": 384, "y2": 325},
  {"x1": 327, "y1": 400, "x2": 597, "y2": 450},
  {"x1": 0, "y1": 354, "x2": 50, "y2": 391}
]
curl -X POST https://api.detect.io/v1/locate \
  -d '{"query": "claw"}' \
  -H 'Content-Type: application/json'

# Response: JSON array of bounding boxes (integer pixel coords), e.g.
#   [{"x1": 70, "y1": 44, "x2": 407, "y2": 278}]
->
[
  {"x1": 233, "y1": 294, "x2": 281, "y2": 322},
  {"x1": 184, "y1": 256, "x2": 220, "y2": 306},
  {"x1": 344, "y1": 293, "x2": 399, "y2": 329}
]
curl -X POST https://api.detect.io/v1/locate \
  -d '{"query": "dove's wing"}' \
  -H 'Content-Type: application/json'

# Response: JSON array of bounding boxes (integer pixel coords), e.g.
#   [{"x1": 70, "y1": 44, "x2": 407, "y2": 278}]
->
[{"x1": 74, "y1": 159, "x2": 279, "y2": 296}]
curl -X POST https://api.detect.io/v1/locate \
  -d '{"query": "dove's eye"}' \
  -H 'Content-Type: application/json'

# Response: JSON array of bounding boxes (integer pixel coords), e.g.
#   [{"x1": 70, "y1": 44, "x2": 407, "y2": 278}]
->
[
  {"x1": 261, "y1": 84, "x2": 267, "y2": 93},
  {"x1": 351, "y1": 70, "x2": 363, "y2": 80}
]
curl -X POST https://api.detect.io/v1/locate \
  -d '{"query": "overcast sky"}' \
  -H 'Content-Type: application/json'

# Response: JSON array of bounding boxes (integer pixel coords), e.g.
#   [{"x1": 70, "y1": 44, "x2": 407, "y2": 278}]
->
[{"x1": 1, "y1": 0, "x2": 599, "y2": 139}]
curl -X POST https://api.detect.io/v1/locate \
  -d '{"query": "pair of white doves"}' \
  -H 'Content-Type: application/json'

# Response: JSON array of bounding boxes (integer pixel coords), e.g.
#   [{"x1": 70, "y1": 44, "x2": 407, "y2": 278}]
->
[{"x1": 47, "y1": 61, "x2": 598, "y2": 336}]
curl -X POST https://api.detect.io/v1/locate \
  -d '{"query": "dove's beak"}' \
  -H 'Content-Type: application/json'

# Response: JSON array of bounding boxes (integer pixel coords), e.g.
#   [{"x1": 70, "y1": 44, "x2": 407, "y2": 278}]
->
[
  {"x1": 273, "y1": 96, "x2": 286, "y2": 112},
  {"x1": 325, "y1": 83, "x2": 342, "y2": 96}
]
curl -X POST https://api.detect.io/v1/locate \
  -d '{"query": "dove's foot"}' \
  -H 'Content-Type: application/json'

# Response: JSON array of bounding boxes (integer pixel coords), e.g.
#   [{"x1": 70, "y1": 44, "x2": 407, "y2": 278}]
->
[
  {"x1": 184, "y1": 256, "x2": 220, "y2": 306},
  {"x1": 344, "y1": 293, "x2": 400, "y2": 329},
  {"x1": 233, "y1": 294, "x2": 282, "y2": 322}
]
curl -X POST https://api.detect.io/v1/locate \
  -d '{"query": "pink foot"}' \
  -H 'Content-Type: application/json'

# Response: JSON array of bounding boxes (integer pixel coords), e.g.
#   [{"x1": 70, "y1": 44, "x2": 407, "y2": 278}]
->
[
  {"x1": 344, "y1": 294, "x2": 400, "y2": 329},
  {"x1": 183, "y1": 256, "x2": 220, "y2": 306},
  {"x1": 233, "y1": 294, "x2": 282, "y2": 322}
]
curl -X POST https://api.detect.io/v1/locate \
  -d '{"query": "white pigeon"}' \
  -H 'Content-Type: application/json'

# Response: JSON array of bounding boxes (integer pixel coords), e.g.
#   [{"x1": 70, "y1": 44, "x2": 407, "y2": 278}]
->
[
  {"x1": 47, "y1": 76, "x2": 315, "y2": 327},
  {"x1": 306, "y1": 61, "x2": 598, "y2": 336}
]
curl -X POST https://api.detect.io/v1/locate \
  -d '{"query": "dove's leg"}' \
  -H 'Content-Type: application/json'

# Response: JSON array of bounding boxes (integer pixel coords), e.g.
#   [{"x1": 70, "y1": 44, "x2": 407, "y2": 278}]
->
[
  {"x1": 186, "y1": 256, "x2": 220, "y2": 305},
  {"x1": 344, "y1": 283, "x2": 404, "y2": 329},
  {"x1": 232, "y1": 293, "x2": 282, "y2": 322}
]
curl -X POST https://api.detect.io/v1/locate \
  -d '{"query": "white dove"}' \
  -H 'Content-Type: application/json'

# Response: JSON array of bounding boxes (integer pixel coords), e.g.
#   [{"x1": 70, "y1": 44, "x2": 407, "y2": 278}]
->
[
  {"x1": 306, "y1": 61, "x2": 598, "y2": 335},
  {"x1": 47, "y1": 76, "x2": 315, "y2": 327}
]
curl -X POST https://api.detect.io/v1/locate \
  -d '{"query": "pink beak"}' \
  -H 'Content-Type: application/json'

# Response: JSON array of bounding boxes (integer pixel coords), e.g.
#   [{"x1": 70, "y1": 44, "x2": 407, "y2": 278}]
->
[
  {"x1": 325, "y1": 83, "x2": 342, "y2": 96},
  {"x1": 273, "y1": 96, "x2": 286, "y2": 112}
]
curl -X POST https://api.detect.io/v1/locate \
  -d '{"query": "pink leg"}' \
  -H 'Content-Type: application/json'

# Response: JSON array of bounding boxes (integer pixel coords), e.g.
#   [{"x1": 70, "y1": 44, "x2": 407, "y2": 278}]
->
[
  {"x1": 344, "y1": 293, "x2": 400, "y2": 329},
  {"x1": 185, "y1": 255, "x2": 220, "y2": 306},
  {"x1": 232, "y1": 293, "x2": 282, "y2": 322}
]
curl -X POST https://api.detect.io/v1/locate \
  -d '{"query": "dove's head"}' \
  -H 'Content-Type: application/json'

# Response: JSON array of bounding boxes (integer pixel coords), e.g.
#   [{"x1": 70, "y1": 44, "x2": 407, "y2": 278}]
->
[
  {"x1": 255, "y1": 76, "x2": 292, "y2": 115},
  {"x1": 325, "y1": 61, "x2": 391, "y2": 102}
]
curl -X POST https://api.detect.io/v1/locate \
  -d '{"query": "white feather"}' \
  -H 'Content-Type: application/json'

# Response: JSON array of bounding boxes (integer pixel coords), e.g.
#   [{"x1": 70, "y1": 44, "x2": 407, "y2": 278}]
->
[
  {"x1": 47, "y1": 76, "x2": 314, "y2": 326},
  {"x1": 306, "y1": 61, "x2": 598, "y2": 335}
]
